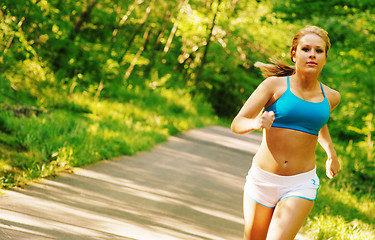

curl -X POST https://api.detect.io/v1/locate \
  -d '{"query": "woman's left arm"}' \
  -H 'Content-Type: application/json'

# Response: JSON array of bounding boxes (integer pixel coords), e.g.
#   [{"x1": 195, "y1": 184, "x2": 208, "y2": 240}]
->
[
  {"x1": 318, "y1": 125, "x2": 340, "y2": 178},
  {"x1": 319, "y1": 86, "x2": 341, "y2": 178}
]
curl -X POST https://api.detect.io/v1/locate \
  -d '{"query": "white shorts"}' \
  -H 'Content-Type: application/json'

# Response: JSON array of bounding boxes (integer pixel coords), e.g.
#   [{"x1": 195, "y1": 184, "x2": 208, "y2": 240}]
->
[{"x1": 244, "y1": 164, "x2": 320, "y2": 208}]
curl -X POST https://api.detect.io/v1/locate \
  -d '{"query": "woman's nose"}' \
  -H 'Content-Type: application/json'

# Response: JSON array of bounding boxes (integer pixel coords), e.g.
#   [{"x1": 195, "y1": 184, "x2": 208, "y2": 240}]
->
[{"x1": 309, "y1": 50, "x2": 316, "y2": 58}]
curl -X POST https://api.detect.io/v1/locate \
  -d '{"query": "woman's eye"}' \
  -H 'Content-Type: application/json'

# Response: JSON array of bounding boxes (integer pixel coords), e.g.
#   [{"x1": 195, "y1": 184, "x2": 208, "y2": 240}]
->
[
  {"x1": 302, "y1": 47, "x2": 309, "y2": 52},
  {"x1": 316, "y1": 49, "x2": 324, "y2": 53}
]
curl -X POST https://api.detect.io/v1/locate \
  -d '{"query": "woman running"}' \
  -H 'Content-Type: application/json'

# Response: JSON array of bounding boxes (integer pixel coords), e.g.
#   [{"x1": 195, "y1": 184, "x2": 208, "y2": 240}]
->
[{"x1": 231, "y1": 26, "x2": 341, "y2": 240}]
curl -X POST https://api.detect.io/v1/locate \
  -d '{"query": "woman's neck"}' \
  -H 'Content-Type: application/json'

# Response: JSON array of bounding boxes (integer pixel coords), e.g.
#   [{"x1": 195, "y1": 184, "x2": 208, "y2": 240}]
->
[{"x1": 292, "y1": 72, "x2": 320, "y2": 90}]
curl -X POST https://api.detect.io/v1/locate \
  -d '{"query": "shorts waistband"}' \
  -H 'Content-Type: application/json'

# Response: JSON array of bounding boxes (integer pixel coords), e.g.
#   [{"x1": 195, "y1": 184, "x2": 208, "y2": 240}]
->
[{"x1": 249, "y1": 164, "x2": 317, "y2": 185}]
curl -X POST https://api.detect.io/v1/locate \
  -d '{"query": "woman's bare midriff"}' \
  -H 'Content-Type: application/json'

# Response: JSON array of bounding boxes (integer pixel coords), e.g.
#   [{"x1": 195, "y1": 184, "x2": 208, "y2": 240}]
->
[{"x1": 253, "y1": 127, "x2": 318, "y2": 176}]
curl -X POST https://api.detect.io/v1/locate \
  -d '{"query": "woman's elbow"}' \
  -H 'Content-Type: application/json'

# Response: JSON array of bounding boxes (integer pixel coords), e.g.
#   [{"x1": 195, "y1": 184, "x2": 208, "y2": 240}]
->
[
  {"x1": 231, "y1": 118, "x2": 240, "y2": 134},
  {"x1": 231, "y1": 123, "x2": 237, "y2": 134},
  {"x1": 231, "y1": 118, "x2": 247, "y2": 134}
]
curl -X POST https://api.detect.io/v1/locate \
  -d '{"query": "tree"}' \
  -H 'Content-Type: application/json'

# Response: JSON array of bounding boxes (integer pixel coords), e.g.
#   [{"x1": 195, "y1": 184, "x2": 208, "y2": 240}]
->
[
  {"x1": 118, "y1": 0, "x2": 155, "y2": 65},
  {"x1": 195, "y1": 0, "x2": 221, "y2": 88},
  {"x1": 108, "y1": 0, "x2": 145, "y2": 56},
  {"x1": 163, "y1": 0, "x2": 190, "y2": 54},
  {"x1": 69, "y1": 0, "x2": 98, "y2": 39},
  {"x1": 124, "y1": 28, "x2": 152, "y2": 81}
]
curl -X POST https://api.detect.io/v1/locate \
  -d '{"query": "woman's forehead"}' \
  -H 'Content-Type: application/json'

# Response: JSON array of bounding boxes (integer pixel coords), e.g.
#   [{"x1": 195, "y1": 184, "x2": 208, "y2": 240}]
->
[{"x1": 298, "y1": 34, "x2": 326, "y2": 48}]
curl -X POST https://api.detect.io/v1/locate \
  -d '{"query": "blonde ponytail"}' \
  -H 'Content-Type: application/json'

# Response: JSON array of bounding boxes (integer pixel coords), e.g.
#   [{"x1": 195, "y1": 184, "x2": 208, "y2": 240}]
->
[{"x1": 254, "y1": 59, "x2": 295, "y2": 78}]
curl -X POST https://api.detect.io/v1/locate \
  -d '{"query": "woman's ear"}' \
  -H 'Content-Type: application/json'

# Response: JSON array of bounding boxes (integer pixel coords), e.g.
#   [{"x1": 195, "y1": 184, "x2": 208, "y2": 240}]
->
[{"x1": 291, "y1": 50, "x2": 296, "y2": 63}]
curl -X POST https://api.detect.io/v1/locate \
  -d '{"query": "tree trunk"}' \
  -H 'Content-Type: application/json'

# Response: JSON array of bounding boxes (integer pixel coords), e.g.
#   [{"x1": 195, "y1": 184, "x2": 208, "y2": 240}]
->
[
  {"x1": 368, "y1": 113, "x2": 373, "y2": 161},
  {"x1": 124, "y1": 28, "x2": 151, "y2": 81},
  {"x1": 144, "y1": 4, "x2": 176, "y2": 78},
  {"x1": 69, "y1": 0, "x2": 98, "y2": 40},
  {"x1": 0, "y1": 17, "x2": 25, "y2": 63},
  {"x1": 195, "y1": 0, "x2": 221, "y2": 87},
  {"x1": 230, "y1": 0, "x2": 240, "y2": 14},
  {"x1": 109, "y1": 0, "x2": 144, "y2": 56},
  {"x1": 163, "y1": 0, "x2": 189, "y2": 54},
  {"x1": 144, "y1": 28, "x2": 165, "y2": 77},
  {"x1": 215, "y1": 35, "x2": 251, "y2": 69},
  {"x1": 118, "y1": 0, "x2": 155, "y2": 64}
]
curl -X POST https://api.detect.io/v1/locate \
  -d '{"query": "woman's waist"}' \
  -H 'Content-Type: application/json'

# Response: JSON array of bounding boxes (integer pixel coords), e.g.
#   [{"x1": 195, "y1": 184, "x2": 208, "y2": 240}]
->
[
  {"x1": 247, "y1": 163, "x2": 318, "y2": 185},
  {"x1": 253, "y1": 147, "x2": 316, "y2": 176}
]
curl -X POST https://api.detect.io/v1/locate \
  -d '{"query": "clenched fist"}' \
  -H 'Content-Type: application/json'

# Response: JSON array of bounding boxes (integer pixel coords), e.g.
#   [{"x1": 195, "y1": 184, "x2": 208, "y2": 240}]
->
[
  {"x1": 259, "y1": 111, "x2": 275, "y2": 130},
  {"x1": 326, "y1": 157, "x2": 340, "y2": 179}
]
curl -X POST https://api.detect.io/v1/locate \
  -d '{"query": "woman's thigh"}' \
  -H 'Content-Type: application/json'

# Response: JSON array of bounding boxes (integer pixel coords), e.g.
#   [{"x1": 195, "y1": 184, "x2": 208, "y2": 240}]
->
[
  {"x1": 266, "y1": 197, "x2": 314, "y2": 240},
  {"x1": 243, "y1": 192, "x2": 274, "y2": 240}
]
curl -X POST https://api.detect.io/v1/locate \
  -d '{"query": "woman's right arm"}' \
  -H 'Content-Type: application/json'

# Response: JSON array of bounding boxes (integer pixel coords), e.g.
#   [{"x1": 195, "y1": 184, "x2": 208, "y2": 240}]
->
[{"x1": 231, "y1": 77, "x2": 276, "y2": 134}]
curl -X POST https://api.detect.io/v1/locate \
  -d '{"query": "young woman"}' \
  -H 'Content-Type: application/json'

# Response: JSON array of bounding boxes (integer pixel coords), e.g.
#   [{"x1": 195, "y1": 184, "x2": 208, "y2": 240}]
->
[{"x1": 231, "y1": 26, "x2": 341, "y2": 240}]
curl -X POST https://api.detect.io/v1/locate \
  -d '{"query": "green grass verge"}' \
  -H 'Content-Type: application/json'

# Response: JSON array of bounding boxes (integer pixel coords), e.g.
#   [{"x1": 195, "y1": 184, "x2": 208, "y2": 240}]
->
[
  {"x1": 303, "y1": 140, "x2": 375, "y2": 239},
  {"x1": 0, "y1": 83, "x2": 224, "y2": 189}
]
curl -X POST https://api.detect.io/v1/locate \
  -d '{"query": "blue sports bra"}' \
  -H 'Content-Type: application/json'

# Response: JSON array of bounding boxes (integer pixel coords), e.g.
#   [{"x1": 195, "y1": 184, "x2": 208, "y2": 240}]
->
[{"x1": 264, "y1": 76, "x2": 330, "y2": 135}]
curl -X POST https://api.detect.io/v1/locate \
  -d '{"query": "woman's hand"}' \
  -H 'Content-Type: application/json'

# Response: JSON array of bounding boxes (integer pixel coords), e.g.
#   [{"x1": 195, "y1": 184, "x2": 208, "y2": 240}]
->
[
  {"x1": 259, "y1": 111, "x2": 275, "y2": 130},
  {"x1": 326, "y1": 156, "x2": 340, "y2": 179}
]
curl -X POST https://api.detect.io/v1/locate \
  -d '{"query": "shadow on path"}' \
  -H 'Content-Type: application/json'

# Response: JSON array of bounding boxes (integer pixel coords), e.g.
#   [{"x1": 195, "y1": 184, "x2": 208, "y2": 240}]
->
[{"x1": 0, "y1": 126, "x2": 261, "y2": 240}]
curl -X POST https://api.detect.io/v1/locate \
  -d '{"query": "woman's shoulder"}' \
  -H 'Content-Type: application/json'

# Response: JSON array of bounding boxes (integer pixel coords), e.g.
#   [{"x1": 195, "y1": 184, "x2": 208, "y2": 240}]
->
[
  {"x1": 322, "y1": 83, "x2": 341, "y2": 110},
  {"x1": 257, "y1": 76, "x2": 288, "y2": 105},
  {"x1": 261, "y1": 76, "x2": 287, "y2": 88}
]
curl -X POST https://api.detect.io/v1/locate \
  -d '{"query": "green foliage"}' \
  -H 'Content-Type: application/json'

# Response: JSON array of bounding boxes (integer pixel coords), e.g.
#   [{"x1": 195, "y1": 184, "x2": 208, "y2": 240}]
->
[
  {"x1": 306, "y1": 143, "x2": 375, "y2": 239},
  {"x1": 0, "y1": 82, "x2": 220, "y2": 188},
  {"x1": 0, "y1": 0, "x2": 374, "y2": 237},
  {"x1": 272, "y1": 0, "x2": 375, "y2": 21}
]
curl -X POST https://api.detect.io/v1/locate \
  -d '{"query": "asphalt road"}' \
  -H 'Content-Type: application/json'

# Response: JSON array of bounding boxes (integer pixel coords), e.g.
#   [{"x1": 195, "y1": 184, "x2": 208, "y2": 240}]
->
[{"x1": 0, "y1": 126, "x2": 308, "y2": 240}]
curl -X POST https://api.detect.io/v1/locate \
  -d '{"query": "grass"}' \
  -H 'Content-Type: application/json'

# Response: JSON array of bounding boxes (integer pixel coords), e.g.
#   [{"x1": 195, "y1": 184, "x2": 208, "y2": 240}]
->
[
  {"x1": 302, "y1": 140, "x2": 375, "y2": 239},
  {"x1": 305, "y1": 182, "x2": 375, "y2": 239},
  {"x1": 0, "y1": 78, "x2": 223, "y2": 189}
]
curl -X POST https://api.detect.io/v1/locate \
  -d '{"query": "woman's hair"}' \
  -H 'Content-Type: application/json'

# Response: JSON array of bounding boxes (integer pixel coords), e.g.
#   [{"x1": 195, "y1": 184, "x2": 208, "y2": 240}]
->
[{"x1": 255, "y1": 26, "x2": 331, "y2": 78}]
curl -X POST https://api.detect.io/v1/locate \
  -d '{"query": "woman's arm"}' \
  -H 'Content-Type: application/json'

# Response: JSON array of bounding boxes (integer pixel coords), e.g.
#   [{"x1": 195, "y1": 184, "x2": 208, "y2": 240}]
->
[
  {"x1": 318, "y1": 125, "x2": 340, "y2": 178},
  {"x1": 231, "y1": 77, "x2": 276, "y2": 134},
  {"x1": 318, "y1": 125, "x2": 337, "y2": 158},
  {"x1": 319, "y1": 86, "x2": 341, "y2": 178}
]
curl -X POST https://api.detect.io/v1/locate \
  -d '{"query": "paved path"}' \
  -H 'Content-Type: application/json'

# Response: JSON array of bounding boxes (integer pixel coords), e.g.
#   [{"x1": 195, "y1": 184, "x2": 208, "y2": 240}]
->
[{"x1": 0, "y1": 126, "x2": 308, "y2": 240}]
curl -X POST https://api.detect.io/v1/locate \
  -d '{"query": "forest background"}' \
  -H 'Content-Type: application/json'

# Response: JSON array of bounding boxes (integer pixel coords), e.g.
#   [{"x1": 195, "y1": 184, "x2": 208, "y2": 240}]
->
[{"x1": 0, "y1": 0, "x2": 374, "y2": 239}]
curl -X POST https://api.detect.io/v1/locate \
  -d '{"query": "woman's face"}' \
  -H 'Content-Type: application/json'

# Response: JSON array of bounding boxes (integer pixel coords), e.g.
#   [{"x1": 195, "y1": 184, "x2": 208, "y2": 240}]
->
[{"x1": 293, "y1": 33, "x2": 327, "y2": 74}]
